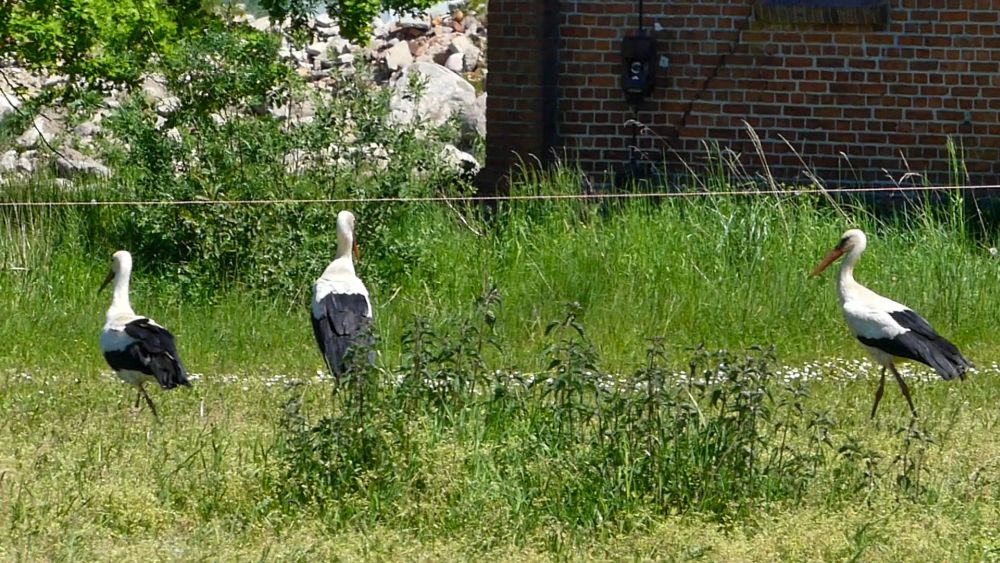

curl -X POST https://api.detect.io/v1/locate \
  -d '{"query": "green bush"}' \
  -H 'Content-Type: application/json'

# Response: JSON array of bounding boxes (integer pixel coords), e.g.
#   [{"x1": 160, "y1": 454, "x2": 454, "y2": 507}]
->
[
  {"x1": 99, "y1": 26, "x2": 472, "y2": 299},
  {"x1": 2, "y1": 0, "x2": 214, "y2": 94}
]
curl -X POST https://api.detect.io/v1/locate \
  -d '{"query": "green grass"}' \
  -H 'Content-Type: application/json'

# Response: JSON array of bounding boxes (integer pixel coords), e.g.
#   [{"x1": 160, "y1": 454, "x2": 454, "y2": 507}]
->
[{"x1": 3, "y1": 177, "x2": 1000, "y2": 560}]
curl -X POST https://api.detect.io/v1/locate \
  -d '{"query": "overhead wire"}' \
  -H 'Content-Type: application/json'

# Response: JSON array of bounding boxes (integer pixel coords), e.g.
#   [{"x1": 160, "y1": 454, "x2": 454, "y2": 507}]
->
[{"x1": 0, "y1": 182, "x2": 997, "y2": 207}]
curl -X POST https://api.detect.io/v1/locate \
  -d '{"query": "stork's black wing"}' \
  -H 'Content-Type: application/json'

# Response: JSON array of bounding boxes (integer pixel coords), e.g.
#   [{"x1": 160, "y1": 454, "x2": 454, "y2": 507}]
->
[
  {"x1": 857, "y1": 309, "x2": 971, "y2": 381},
  {"x1": 121, "y1": 318, "x2": 191, "y2": 389},
  {"x1": 311, "y1": 293, "x2": 374, "y2": 377}
]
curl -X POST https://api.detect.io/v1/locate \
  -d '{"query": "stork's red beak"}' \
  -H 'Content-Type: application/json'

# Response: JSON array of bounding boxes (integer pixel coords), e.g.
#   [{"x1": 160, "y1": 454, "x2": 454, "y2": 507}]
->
[
  {"x1": 810, "y1": 247, "x2": 844, "y2": 277},
  {"x1": 98, "y1": 270, "x2": 114, "y2": 293}
]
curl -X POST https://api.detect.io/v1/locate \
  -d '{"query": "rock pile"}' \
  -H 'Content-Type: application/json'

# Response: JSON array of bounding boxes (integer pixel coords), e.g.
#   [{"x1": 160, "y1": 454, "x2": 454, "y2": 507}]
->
[{"x1": 0, "y1": 2, "x2": 487, "y2": 183}]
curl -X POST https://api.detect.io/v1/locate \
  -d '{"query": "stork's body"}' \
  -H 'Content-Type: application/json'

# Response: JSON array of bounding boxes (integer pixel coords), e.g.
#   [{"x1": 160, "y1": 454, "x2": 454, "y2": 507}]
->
[
  {"x1": 99, "y1": 251, "x2": 190, "y2": 419},
  {"x1": 311, "y1": 210, "x2": 374, "y2": 378},
  {"x1": 812, "y1": 229, "x2": 970, "y2": 418}
]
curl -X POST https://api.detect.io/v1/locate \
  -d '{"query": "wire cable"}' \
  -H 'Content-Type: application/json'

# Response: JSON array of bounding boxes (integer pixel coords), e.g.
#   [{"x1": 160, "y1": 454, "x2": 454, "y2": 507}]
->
[{"x1": 0, "y1": 182, "x2": 996, "y2": 207}]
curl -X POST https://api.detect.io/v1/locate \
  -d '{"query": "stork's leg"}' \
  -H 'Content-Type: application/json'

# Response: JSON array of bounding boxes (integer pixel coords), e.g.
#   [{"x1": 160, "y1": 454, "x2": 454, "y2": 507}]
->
[
  {"x1": 870, "y1": 366, "x2": 888, "y2": 419},
  {"x1": 890, "y1": 364, "x2": 917, "y2": 418},
  {"x1": 133, "y1": 388, "x2": 142, "y2": 410},
  {"x1": 139, "y1": 385, "x2": 159, "y2": 420}
]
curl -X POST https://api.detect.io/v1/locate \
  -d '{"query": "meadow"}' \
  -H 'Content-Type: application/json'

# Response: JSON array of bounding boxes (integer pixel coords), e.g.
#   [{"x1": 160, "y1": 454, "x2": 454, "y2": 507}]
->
[{"x1": 2, "y1": 169, "x2": 1000, "y2": 561}]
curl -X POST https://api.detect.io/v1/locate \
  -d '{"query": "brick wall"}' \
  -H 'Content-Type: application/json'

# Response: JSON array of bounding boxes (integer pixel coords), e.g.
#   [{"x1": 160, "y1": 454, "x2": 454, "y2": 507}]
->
[
  {"x1": 479, "y1": 0, "x2": 550, "y2": 192},
  {"x1": 481, "y1": 0, "x2": 1000, "y2": 191}
]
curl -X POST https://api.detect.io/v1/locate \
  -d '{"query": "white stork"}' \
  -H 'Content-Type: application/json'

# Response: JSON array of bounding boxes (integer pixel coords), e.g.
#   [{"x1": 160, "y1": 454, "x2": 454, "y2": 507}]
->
[
  {"x1": 811, "y1": 229, "x2": 971, "y2": 418},
  {"x1": 99, "y1": 250, "x2": 190, "y2": 419},
  {"x1": 311, "y1": 210, "x2": 374, "y2": 378}
]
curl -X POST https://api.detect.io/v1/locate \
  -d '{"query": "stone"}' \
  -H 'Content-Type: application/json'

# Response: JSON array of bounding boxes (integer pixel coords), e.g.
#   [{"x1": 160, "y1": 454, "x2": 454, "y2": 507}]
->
[
  {"x1": 309, "y1": 69, "x2": 331, "y2": 81},
  {"x1": 445, "y1": 52, "x2": 465, "y2": 73},
  {"x1": 140, "y1": 75, "x2": 169, "y2": 103},
  {"x1": 306, "y1": 41, "x2": 329, "y2": 57},
  {"x1": 16, "y1": 155, "x2": 33, "y2": 174},
  {"x1": 54, "y1": 147, "x2": 111, "y2": 178},
  {"x1": 316, "y1": 25, "x2": 340, "y2": 39},
  {"x1": 284, "y1": 149, "x2": 309, "y2": 174},
  {"x1": 328, "y1": 37, "x2": 351, "y2": 55},
  {"x1": 389, "y1": 62, "x2": 477, "y2": 130},
  {"x1": 449, "y1": 34, "x2": 480, "y2": 71},
  {"x1": 0, "y1": 92, "x2": 20, "y2": 119},
  {"x1": 271, "y1": 99, "x2": 317, "y2": 123},
  {"x1": 155, "y1": 97, "x2": 180, "y2": 117},
  {"x1": 408, "y1": 39, "x2": 426, "y2": 57},
  {"x1": 384, "y1": 41, "x2": 413, "y2": 71},
  {"x1": 372, "y1": 19, "x2": 391, "y2": 39},
  {"x1": 42, "y1": 76, "x2": 65, "y2": 88},
  {"x1": 396, "y1": 16, "x2": 432, "y2": 37},
  {"x1": 0, "y1": 150, "x2": 18, "y2": 172},
  {"x1": 464, "y1": 16, "x2": 480, "y2": 36},
  {"x1": 433, "y1": 48, "x2": 451, "y2": 66},
  {"x1": 74, "y1": 121, "x2": 100, "y2": 137},
  {"x1": 249, "y1": 16, "x2": 271, "y2": 31},
  {"x1": 315, "y1": 13, "x2": 334, "y2": 27},
  {"x1": 471, "y1": 92, "x2": 487, "y2": 138},
  {"x1": 16, "y1": 113, "x2": 61, "y2": 149},
  {"x1": 0, "y1": 3, "x2": 493, "y2": 178}
]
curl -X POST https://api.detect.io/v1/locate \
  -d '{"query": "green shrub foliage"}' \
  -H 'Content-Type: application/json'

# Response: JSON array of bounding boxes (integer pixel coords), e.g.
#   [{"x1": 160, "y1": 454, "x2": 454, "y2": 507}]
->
[
  {"x1": 1, "y1": 0, "x2": 214, "y2": 94},
  {"x1": 277, "y1": 298, "x2": 843, "y2": 534},
  {"x1": 100, "y1": 26, "x2": 470, "y2": 299}
]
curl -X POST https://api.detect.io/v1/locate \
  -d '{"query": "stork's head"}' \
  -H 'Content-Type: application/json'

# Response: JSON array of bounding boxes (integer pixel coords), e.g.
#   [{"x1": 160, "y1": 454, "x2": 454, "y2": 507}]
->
[
  {"x1": 810, "y1": 229, "x2": 867, "y2": 277},
  {"x1": 99, "y1": 250, "x2": 133, "y2": 292},
  {"x1": 336, "y1": 210, "x2": 359, "y2": 261}
]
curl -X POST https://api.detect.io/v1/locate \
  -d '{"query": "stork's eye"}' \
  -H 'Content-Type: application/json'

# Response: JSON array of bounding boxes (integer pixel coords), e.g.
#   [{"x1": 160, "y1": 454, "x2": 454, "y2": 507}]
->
[{"x1": 836, "y1": 237, "x2": 849, "y2": 250}]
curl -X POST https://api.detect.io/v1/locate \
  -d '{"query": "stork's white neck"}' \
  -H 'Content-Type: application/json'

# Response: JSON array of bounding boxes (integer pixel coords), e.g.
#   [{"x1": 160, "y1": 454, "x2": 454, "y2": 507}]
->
[
  {"x1": 335, "y1": 227, "x2": 353, "y2": 261},
  {"x1": 321, "y1": 222, "x2": 356, "y2": 278},
  {"x1": 836, "y1": 245, "x2": 863, "y2": 303},
  {"x1": 108, "y1": 268, "x2": 135, "y2": 317}
]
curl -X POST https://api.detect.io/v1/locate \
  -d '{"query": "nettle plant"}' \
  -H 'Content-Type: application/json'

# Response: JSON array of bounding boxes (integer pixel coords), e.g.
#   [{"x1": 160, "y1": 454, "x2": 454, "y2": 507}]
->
[{"x1": 274, "y1": 297, "x2": 850, "y2": 534}]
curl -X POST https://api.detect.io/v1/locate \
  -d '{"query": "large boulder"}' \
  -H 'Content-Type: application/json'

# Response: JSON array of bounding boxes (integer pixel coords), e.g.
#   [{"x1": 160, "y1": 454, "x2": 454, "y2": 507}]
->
[
  {"x1": 388, "y1": 62, "x2": 479, "y2": 138},
  {"x1": 54, "y1": 147, "x2": 111, "y2": 178},
  {"x1": 16, "y1": 110, "x2": 64, "y2": 149}
]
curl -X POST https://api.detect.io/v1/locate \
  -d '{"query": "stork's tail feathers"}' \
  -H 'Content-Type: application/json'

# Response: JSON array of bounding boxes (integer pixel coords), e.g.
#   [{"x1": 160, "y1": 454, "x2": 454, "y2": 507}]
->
[
  {"x1": 151, "y1": 355, "x2": 191, "y2": 389},
  {"x1": 926, "y1": 345, "x2": 972, "y2": 381},
  {"x1": 908, "y1": 332, "x2": 971, "y2": 381}
]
